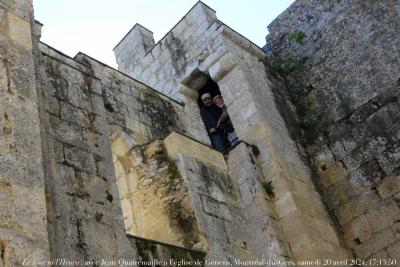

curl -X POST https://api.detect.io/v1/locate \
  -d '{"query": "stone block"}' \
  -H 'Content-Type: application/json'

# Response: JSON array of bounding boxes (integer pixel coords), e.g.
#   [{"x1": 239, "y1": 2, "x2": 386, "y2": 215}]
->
[
  {"x1": 81, "y1": 130, "x2": 110, "y2": 158},
  {"x1": 110, "y1": 130, "x2": 137, "y2": 158},
  {"x1": 0, "y1": 97, "x2": 42, "y2": 157},
  {"x1": 81, "y1": 221, "x2": 119, "y2": 260},
  {"x1": 163, "y1": 132, "x2": 226, "y2": 170},
  {"x1": 314, "y1": 159, "x2": 348, "y2": 188},
  {"x1": 201, "y1": 194, "x2": 232, "y2": 221},
  {"x1": 77, "y1": 171, "x2": 110, "y2": 204},
  {"x1": 288, "y1": 232, "x2": 337, "y2": 261},
  {"x1": 366, "y1": 200, "x2": 400, "y2": 233},
  {"x1": 0, "y1": 152, "x2": 43, "y2": 189},
  {"x1": 43, "y1": 93, "x2": 60, "y2": 116},
  {"x1": 6, "y1": 11, "x2": 32, "y2": 49},
  {"x1": 64, "y1": 146, "x2": 96, "y2": 174},
  {"x1": 91, "y1": 93, "x2": 106, "y2": 115},
  {"x1": 275, "y1": 192, "x2": 327, "y2": 221},
  {"x1": 279, "y1": 212, "x2": 317, "y2": 243},
  {"x1": 354, "y1": 228, "x2": 397, "y2": 259},
  {"x1": 10, "y1": 66, "x2": 37, "y2": 101},
  {"x1": 0, "y1": 228, "x2": 49, "y2": 267},
  {"x1": 335, "y1": 191, "x2": 381, "y2": 226},
  {"x1": 377, "y1": 176, "x2": 400, "y2": 199},
  {"x1": 209, "y1": 53, "x2": 238, "y2": 82},
  {"x1": 11, "y1": 183, "x2": 47, "y2": 236},
  {"x1": 343, "y1": 214, "x2": 373, "y2": 248},
  {"x1": 60, "y1": 101, "x2": 91, "y2": 129},
  {"x1": 270, "y1": 172, "x2": 313, "y2": 200},
  {"x1": 325, "y1": 179, "x2": 355, "y2": 209},
  {"x1": 95, "y1": 157, "x2": 116, "y2": 182},
  {"x1": 48, "y1": 115, "x2": 83, "y2": 146},
  {"x1": 92, "y1": 114, "x2": 108, "y2": 135}
]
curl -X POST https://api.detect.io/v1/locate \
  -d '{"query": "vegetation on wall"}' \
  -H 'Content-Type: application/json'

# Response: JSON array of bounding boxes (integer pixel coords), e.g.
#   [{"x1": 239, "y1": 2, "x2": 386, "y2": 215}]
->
[
  {"x1": 288, "y1": 31, "x2": 307, "y2": 45},
  {"x1": 335, "y1": 87, "x2": 352, "y2": 116},
  {"x1": 268, "y1": 30, "x2": 334, "y2": 144},
  {"x1": 270, "y1": 57, "x2": 308, "y2": 75},
  {"x1": 261, "y1": 181, "x2": 274, "y2": 197}
]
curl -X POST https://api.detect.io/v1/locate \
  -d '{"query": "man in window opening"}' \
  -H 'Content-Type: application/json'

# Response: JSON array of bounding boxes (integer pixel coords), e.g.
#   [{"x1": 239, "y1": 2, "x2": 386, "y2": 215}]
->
[
  {"x1": 200, "y1": 93, "x2": 228, "y2": 152},
  {"x1": 213, "y1": 95, "x2": 239, "y2": 147}
]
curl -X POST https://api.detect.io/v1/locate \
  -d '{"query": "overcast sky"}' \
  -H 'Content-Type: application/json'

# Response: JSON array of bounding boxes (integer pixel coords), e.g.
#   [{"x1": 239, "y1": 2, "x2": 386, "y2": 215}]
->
[{"x1": 33, "y1": 0, "x2": 294, "y2": 68}]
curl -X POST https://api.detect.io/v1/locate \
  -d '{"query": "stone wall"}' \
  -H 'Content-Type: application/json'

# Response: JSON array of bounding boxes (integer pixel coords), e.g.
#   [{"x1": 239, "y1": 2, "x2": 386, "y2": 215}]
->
[
  {"x1": 111, "y1": 137, "x2": 205, "y2": 250},
  {"x1": 163, "y1": 133, "x2": 290, "y2": 264},
  {"x1": 3, "y1": 0, "x2": 397, "y2": 264},
  {"x1": 114, "y1": 1, "x2": 350, "y2": 262},
  {"x1": 114, "y1": 2, "x2": 228, "y2": 143},
  {"x1": 0, "y1": 1, "x2": 50, "y2": 266},
  {"x1": 35, "y1": 39, "x2": 196, "y2": 263},
  {"x1": 266, "y1": 0, "x2": 400, "y2": 261},
  {"x1": 74, "y1": 52, "x2": 185, "y2": 142},
  {"x1": 36, "y1": 42, "x2": 137, "y2": 262},
  {"x1": 114, "y1": 2, "x2": 219, "y2": 102}
]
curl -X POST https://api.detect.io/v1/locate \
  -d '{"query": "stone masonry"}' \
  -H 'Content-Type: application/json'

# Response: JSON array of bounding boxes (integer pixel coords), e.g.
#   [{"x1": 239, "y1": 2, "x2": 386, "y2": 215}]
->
[
  {"x1": 266, "y1": 0, "x2": 400, "y2": 263},
  {"x1": 0, "y1": 1, "x2": 49, "y2": 266},
  {"x1": 0, "y1": 0, "x2": 398, "y2": 266}
]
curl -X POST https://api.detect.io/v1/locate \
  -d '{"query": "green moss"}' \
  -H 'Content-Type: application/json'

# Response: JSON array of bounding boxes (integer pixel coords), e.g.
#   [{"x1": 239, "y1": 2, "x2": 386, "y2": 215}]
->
[
  {"x1": 335, "y1": 88, "x2": 352, "y2": 115},
  {"x1": 270, "y1": 57, "x2": 307, "y2": 74},
  {"x1": 159, "y1": 144, "x2": 180, "y2": 191},
  {"x1": 261, "y1": 181, "x2": 274, "y2": 196},
  {"x1": 288, "y1": 31, "x2": 307, "y2": 45},
  {"x1": 298, "y1": 110, "x2": 331, "y2": 144},
  {"x1": 170, "y1": 247, "x2": 191, "y2": 261},
  {"x1": 169, "y1": 247, "x2": 205, "y2": 267}
]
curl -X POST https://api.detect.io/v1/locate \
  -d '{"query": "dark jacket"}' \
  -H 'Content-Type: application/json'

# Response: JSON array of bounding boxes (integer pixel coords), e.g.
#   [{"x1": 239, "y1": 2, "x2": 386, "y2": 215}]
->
[{"x1": 200, "y1": 105, "x2": 222, "y2": 133}]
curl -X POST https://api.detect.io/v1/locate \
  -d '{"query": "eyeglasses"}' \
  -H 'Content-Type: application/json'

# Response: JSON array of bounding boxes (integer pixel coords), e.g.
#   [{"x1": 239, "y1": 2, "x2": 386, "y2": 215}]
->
[{"x1": 203, "y1": 97, "x2": 211, "y2": 101}]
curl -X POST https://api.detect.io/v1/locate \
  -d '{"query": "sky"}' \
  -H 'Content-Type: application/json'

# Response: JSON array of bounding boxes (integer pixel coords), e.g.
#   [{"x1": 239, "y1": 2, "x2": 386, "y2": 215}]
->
[{"x1": 33, "y1": 0, "x2": 294, "y2": 68}]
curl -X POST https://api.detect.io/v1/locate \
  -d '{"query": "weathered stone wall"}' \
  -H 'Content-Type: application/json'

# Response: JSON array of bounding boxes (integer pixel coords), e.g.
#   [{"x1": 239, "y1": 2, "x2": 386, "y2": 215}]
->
[
  {"x1": 163, "y1": 133, "x2": 291, "y2": 265},
  {"x1": 34, "y1": 33, "x2": 192, "y2": 263},
  {"x1": 114, "y1": 2, "x2": 219, "y2": 102},
  {"x1": 114, "y1": 24, "x2": 155, "y2": 78},
  {"x1": 226, "y1": 143, "x2": 293, "y2": 262},
  {"x1": 4, "y1": 0, "x2": 397, "y2": 264},
  {"x1": 74, "y1": 53, "x2": 185, "y2": 143},
  {"x1": 112, "y1": 137, "x2": 205, "y2": 250},
  {"x1": 266, "y1": 0, "x2": 400, "y2": 261},
  {"x1": 114, "y1": 1, "x2": 350, "y2": 262},
  {"x1": 0, "y1": 1, "x2": 50, "y2": 266},
  {"x1": 36, "y1": 42, "x2": 138, "y2": 262},
  {"x1": 213, "y1": 42, "x2": 349, "y2": 261},
  {"x1": 114, "y1": 2, "x2": 226, "y2": 143}
]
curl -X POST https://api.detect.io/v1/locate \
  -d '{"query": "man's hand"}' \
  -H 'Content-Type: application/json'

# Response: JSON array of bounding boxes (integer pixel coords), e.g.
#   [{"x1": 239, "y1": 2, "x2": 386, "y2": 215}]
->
[{"x1": 209, "y1": 128, "x2": 217, "y2": 133}]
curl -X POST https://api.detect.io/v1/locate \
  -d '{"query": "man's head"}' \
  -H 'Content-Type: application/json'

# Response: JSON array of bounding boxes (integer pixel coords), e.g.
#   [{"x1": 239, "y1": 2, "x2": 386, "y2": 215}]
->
[
  {"x1": 213, "y1": 95, "x2": 224, "y2": 108},
  {"x1": 201, "y1": 93, "x2": 212, "y2": 106}
]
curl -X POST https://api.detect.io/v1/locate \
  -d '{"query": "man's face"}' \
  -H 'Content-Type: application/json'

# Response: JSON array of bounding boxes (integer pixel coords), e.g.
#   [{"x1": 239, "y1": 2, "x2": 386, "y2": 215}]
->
[
  {"x1": 214, "y1": 97, "x2": 224, "y2": 107},
  {"x1": 203, "y1": 97, "x2": 212, "y2": 106}
]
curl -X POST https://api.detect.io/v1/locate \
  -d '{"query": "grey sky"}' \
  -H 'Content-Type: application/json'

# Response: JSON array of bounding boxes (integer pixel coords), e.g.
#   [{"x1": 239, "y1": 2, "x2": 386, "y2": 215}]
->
[{"x1": 33, "y1": 0, "x2": 294, "y2": 68}]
